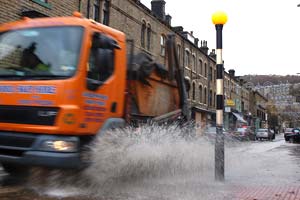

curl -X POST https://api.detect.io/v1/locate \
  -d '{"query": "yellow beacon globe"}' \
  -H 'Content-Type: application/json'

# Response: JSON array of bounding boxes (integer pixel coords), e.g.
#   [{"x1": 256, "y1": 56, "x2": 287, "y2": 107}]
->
[{"x1": 212, "y1": 11, "x2": 228, "y2": 25}]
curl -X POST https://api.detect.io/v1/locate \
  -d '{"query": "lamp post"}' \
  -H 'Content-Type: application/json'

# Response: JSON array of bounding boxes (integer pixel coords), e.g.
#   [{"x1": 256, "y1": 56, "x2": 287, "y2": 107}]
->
[{"x1": 212, "y1": 11, "x2": 227, "y2": 181}]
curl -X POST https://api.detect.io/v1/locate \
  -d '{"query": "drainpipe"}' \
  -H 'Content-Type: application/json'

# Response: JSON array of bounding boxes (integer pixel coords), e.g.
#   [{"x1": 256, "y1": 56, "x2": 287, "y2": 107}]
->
[
  {"x1": 87, "y1": 0, "x2": 90, "y2": 18},
  {"x1": 207, "y1": 58, "x2": 211, "y2": 125}
]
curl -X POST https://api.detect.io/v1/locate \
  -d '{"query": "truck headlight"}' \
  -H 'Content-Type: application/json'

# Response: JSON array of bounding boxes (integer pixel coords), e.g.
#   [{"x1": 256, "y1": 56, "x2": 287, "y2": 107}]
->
[{"x1": 41, "y1": 140, "x2": 78, "y2": 152}]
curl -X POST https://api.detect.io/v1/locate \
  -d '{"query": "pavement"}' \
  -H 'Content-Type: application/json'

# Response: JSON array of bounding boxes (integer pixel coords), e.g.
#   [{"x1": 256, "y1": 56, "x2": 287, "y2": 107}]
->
[
  {"x1": 229, "y1": 133, "x2": 300, "y2": 200},
  {"x1": 232, "y1": 186, "x2": 300, "y2": 200}
]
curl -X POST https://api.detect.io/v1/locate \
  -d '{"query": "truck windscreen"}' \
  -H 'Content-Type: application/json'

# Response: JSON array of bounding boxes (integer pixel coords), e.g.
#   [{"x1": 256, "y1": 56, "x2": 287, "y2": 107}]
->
[{"x1": 0, "y1": 26, "x2": 83, "y2": 80}]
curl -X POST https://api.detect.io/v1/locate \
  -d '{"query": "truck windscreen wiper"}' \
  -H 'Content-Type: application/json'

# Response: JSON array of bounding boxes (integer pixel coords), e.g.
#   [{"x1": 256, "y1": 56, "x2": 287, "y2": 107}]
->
[
  {"x1": 0, "y1": 74, "x2": 70, "y2": 80},
  {"x1": 0, "y1": 74, "x2": 26, "y2": 80},
  {"x1": 24, "y1": 75, "x2": 71, "y2": 80}
]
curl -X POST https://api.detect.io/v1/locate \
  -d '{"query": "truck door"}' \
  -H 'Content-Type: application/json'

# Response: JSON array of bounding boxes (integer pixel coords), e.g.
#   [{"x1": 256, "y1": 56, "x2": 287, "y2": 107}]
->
[{"x1": 83, "y1": 31, "x2": 120, "y2": 132}]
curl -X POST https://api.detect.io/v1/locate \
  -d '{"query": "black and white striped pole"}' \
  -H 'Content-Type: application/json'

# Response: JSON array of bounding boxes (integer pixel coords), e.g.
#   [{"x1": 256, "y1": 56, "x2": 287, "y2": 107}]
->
[{"x1": 212, "y1": 11, "x2": 227, "y2": 181}]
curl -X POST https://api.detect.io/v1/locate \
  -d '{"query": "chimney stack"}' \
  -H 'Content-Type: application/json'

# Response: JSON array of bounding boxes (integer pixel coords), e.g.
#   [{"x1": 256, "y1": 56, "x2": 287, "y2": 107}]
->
[
  {"x1": 172, "y1": 26, "x2": 183, "y2": 32},
  {"x1": 228, "y1": 69, "x2": 235, "y2": 78},
  {"x1": 165, "y1": 14, "x2": 172, "y2": 26},
  {"x1": 200, "y1": 40, "x2": 209, "y2": 55},
  {"x1": 151, "y1": 0, "x2": 166, "y2": 21}
]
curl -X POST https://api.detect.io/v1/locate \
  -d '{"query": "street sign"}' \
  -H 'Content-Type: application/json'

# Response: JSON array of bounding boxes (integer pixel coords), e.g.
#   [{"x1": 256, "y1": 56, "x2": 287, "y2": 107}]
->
[{"x1": 226, "y1": 99, "x2": 235, "y2": 106}]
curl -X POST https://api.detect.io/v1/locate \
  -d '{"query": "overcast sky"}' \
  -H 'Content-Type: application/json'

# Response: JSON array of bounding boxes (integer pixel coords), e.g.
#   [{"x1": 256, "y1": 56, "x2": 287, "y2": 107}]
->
[{"x1": 141, "y1": 0, "x2": 300, "y2": 76}]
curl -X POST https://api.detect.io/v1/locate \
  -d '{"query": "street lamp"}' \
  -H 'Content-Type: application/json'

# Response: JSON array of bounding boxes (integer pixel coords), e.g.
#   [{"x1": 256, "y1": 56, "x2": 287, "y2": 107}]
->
[{"x1": 212, "y1": 10, "x2": 227, "y2": 182}]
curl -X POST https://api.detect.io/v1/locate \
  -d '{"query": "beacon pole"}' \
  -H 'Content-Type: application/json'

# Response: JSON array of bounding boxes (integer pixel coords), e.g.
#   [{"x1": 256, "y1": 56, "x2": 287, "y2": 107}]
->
[{"x1": 212, "y1": 11, "x2": 227, "y2": 181}]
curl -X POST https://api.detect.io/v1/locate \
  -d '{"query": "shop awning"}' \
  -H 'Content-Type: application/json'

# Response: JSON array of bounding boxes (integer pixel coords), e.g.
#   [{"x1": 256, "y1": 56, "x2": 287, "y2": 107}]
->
[{"x1": 232, "y1": 112, "x2": 247, "y2": 123}]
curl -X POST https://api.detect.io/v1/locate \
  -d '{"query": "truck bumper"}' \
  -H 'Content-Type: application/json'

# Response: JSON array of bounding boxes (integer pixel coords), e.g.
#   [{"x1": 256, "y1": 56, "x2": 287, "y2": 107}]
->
[
  {"x1": 0, "y1": 151, "x2": 82, "y2": 169},
  {"x1": 0, "y1": 132, "x2": 85, "y2": 169}
]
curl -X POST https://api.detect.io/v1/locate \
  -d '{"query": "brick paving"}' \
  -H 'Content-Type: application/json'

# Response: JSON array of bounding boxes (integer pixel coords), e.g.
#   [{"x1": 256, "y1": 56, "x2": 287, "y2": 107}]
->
[{"x1": 232, "y1": 186, "x2": 300, "y2": 200}]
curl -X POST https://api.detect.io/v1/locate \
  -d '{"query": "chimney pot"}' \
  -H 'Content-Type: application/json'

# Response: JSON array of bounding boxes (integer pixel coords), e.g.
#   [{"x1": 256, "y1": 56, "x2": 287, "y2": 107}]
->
[{"x1": 194, "y1": 38, "x2": 199, "y2": 47}]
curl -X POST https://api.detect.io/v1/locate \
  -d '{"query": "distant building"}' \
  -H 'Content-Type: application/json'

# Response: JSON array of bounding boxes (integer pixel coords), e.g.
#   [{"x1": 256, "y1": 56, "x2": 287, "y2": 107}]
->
[{"x1": 255, "y1": 83, "x2": 300, "y2": 127}]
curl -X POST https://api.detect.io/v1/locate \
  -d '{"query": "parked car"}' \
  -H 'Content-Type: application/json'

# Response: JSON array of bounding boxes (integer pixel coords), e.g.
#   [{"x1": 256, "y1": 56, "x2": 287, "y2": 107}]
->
[
  {"x1": 203, "y1": 127, "x2": 232, "y2": 140},
  {"x1": 284, "y1": 128, "x2": 300, "y2": 143},
  {"x1": 232, "y1": 127, "x2": 255, "y2": 141},
  {"x1": 255, "y1": 128, "x2": 275, "y2": 141},
  {"x1": 284, "y1": 128, "x2": 295, "y2": 141}
]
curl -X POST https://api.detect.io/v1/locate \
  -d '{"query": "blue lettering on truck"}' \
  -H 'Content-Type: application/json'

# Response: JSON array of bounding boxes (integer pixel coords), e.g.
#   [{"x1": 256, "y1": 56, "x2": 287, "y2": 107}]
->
[
  {"x1": 0, "y1": 85, "x2": 56, "y2": 94},
  {"x1": 0, "y1": 86, "x2": 14, "y2": 93}
]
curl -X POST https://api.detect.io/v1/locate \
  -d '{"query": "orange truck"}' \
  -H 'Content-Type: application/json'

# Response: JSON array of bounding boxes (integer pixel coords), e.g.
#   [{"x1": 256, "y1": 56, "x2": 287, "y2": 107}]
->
[{"x1": 0, "y1": 12, "x2": 190, "y2": 174}]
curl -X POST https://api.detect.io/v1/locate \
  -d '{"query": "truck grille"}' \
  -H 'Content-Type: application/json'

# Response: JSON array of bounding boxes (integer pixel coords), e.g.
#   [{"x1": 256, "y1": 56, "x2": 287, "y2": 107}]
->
[
  {"x1": 0, "y1": 132, "x2": 37, "y2": 157},
  {"x1": 0, "y1": 105, "x2": 59, "y2": 125},
  {"x1": 0, "y1": 132, "x2": 35, "y2": 148}
]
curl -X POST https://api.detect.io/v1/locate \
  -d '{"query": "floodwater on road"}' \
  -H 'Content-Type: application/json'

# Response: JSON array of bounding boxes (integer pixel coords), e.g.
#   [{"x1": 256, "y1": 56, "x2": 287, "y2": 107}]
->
[{"x1": 0, "y1": 124, "x2": 300, "y2": 200}]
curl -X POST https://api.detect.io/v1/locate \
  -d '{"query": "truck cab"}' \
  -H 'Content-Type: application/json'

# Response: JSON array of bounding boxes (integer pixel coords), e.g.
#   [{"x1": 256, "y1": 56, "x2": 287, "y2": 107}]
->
[{"x1": 0, "y1": 12, "x2": 127, "y2": 169}]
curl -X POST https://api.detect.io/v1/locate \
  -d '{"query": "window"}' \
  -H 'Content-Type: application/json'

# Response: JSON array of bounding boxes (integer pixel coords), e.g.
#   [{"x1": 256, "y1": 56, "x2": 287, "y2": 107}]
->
[
  {"x1": 141, "y1": 21, "x2": 146, "y2": 48},
  {"x1": 102, "y1": 0, "x2": 110, "y2": 25},
  {"x1": 204, "y1": 63, "x2": 207, "y2": 77},
  {"x1": 192, "y1": 54, "x2": 196, "y2": 72},
  {"x1": 199, "y1": 59, "x2": 203, "y2": 75},
  {"x1": 209, "y1": 66, "x2": 213, "y2": 81},
  {"x1": 204, "y1": 87, "x2": 207, "y2": 104},
  {"x1": 209, "y1": 89, "x2": 213, "y2": 106},
  {"x1": 177, "y1": 44, "x2": 181, "y2": 62},
  {"x1": 214, "y1": 69, "x2": 216, "y2": 82},
  {"x1": 184, "y1": 77, "x2": 191, "y2": 99},
  {"x1": 184, "y1": 49, "x2": 190, "y2": 67},
  {"x1": 199, "y1": 85, "x2": 203, "y2": 103},
  {"x1": 31, "y1": 0, "x2": 51, "y2": 9},
  {"x1": 214, "y1": 92, "x2": 216, "y2": 107},
  {"x1": 242, "y1": 101, "x2": 245, "y2": 112},
  {"x1": 93, "y1": 0, "x2": 100, "y2": 22},
  {"x1": 160, "y1": 35, "x2": 166, "y2": 56},
  {"x1": 146, "y1": 24, "x2": 151, "y2": 50},
  {"x1": 192, "y1": 82, "x2": 196, "y2": 100}
]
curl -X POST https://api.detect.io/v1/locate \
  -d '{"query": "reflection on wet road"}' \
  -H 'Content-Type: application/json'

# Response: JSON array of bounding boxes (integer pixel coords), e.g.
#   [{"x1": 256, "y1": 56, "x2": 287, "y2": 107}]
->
[{"x1": 0, "y1": 129, "x2": 299, "y2": 200}]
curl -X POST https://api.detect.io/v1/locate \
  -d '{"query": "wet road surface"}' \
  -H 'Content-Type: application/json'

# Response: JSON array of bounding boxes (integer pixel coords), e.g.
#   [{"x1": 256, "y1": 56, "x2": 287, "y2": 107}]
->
[{"x1": 0, "y1": 131, "x2": 300, "y2": 200}]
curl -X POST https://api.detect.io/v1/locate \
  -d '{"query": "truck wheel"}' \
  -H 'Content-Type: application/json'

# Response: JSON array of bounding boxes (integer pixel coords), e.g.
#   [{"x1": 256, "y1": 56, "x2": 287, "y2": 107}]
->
[{"x1": 1, "y1": 163, "x2": 29, "y2": 176}]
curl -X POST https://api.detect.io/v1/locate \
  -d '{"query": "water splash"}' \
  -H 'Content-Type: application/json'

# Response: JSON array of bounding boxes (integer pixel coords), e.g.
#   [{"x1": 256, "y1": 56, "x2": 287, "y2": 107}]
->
[
  {"x1": 87, "y1": 124, "x2": 214, "y2": 182},
  {"x1": 27, "y1": 123, "x2": 241, "y2": 199}
]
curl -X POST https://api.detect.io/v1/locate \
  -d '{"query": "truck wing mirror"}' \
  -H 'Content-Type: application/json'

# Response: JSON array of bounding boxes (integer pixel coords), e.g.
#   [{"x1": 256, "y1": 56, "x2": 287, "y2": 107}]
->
[
  {"x1": 92, "y1": 32, "x2": 120, "y2": 50},
  {"x1": 93, "y1": 49, "x2": 114, "y2": 74},
  {"x1": 86, "y1": 78, "x2": 104, "y2": 91}
]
